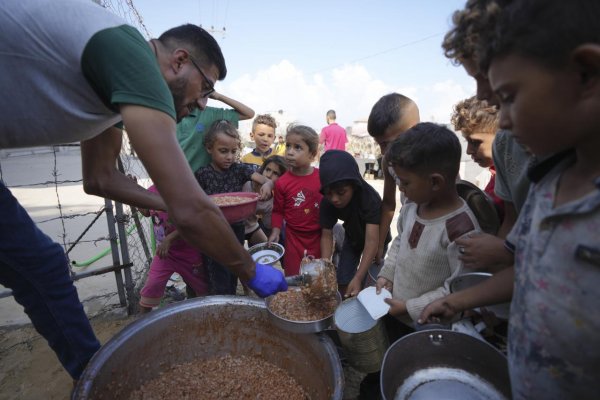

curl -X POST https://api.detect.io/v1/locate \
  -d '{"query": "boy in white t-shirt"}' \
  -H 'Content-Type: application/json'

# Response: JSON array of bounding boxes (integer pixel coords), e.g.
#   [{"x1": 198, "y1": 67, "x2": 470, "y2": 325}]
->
[{"x1": 377, "y1": 122, "x2": 481, "y2": 325}]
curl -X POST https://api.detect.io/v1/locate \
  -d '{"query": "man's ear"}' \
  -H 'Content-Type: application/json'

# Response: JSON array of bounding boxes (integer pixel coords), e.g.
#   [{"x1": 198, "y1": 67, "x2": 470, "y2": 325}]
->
[
  {"x1": 170, "y1": 48, "x2": 189, "y2": 74},
  {"x1": 572, "y1": 44, "x2": 600, "y2": 98},
  {"x1": 430, "y1": 173, "x2": 445, "y2": 191}
]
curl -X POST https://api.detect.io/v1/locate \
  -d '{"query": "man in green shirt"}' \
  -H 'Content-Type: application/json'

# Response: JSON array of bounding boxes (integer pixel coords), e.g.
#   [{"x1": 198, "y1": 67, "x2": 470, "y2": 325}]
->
[{"x1": 0, "y1": 0, "x2": 286, "y2": 380}]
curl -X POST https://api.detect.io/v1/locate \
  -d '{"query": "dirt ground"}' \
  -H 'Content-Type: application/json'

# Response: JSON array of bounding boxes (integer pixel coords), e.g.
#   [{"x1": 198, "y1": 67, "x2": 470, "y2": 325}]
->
[
  {"x1": 0, "y1": 312, "x2": 134, "y2": 400},
  {"x1": 0, "y1": 306, "x2": 365, "y2": 400}
]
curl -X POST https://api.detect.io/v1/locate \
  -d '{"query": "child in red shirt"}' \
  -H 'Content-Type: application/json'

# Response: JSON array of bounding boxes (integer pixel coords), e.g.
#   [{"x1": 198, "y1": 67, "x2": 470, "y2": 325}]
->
[{"x1": 268, "y1": 125, "x2": 322, "y2": 276}]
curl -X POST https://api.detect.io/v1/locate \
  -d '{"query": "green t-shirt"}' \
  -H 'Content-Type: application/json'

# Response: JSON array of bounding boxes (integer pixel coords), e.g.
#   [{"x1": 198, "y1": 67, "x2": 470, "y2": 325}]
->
[
  {"x1": 82, "y1": 25, "x2": 175, "y2": 120},
  {"x1": 176, "y1": 107, "x2": 240, "y2": 172}
]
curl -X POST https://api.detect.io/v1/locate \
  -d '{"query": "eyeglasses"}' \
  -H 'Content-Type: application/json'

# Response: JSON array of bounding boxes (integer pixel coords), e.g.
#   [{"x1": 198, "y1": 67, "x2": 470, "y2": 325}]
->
[{"x1": 188, "y1": 54, "x2": 215, "y2": 98}]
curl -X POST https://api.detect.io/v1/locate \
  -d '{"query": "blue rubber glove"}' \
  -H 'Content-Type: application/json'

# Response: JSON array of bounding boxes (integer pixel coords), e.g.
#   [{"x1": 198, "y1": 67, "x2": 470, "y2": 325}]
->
[{"x1": 247, "y1": 263, "x2": 288, "y2": 298}]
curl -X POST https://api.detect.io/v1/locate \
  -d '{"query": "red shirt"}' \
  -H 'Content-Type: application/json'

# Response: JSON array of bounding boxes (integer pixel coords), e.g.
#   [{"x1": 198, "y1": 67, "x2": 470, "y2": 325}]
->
[
  {"x1": 319, "y1": 123, "x2": 347, "y2": 151},
  {"x1": 272, "y1": 168, "x2": 322, "y2": 232},
  {"x1": 484, "y1": 167, "x2": 505, "y2": 221}
]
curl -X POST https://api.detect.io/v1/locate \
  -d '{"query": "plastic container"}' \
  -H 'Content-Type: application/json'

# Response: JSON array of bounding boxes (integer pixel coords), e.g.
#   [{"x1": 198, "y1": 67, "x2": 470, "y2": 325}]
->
[{"x1": 209, "y1": 192, "x2": 258, "y2": 223}]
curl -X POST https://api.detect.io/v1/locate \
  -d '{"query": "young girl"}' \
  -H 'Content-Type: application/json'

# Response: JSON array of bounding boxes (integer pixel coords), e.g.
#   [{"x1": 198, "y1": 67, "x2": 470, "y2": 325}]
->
[
  {"x1": 243, "y1": 155, "x2": 288, "y2": 246},
  {"x1": 195, "y1": 120, "x2": 273, "y2": 294},
  {"x1": 139, "y1": 185, "x2": 208, "y2": 312},
  {"x1": 268, "y1": 125, "x2": 322, "y2": 276}
]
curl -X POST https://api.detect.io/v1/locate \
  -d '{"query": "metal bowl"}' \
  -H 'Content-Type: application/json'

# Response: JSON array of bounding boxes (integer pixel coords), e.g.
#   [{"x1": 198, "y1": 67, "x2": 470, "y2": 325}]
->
[
  {"x1": 381, "y1": 330, "x2": 511, "y2": 400},
  {"x1": 248, "y1": 242, "x2": 285, "y2": 265},
  {"x1": 73, "y1": 296, "x2": 344, "y2": 399},
  {"x1": 209, "y1": 192, "x2": 259, "y2": 223},
  {"x1": 449, "y1": 272, "x2": 511, "y2": 320},
  {"x1": 265, "y1": 289, "x2": 342, "y2": 334}
]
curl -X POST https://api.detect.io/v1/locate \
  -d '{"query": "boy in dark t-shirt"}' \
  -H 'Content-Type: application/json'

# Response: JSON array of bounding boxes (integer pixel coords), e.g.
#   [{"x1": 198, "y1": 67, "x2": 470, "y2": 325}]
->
[{"x1": 319, "y1": 150, "x2": 391, "y2": 297}]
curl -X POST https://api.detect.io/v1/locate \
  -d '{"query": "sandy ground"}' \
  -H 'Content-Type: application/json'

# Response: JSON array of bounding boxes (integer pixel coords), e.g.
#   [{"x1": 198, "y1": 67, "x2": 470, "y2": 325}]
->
[
  {"x1": 0, "y1": 311, "x2": 133, "y2": 400},
  {"x1": 0, "y1": 149, "x2": 482, "y2": 400}
]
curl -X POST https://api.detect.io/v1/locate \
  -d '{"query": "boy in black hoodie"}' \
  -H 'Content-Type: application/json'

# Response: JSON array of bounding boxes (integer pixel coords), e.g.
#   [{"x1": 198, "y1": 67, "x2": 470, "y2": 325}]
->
[{"x1": 319, "y1": 150, "x2": 391, "y2": 297}]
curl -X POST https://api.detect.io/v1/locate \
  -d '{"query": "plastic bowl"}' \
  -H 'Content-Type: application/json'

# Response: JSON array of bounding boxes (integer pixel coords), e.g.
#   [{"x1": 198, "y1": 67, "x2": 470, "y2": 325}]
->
[
  {"x1": 248, "y1": 242, "x2": 285, "y2": 265},
  {"x1": 209, "y1": 192, "x2": 259, "y2": 223}
]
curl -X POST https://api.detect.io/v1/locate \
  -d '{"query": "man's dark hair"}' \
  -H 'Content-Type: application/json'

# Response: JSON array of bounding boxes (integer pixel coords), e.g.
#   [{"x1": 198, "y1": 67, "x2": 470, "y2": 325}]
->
[
  {"x1": 367, "y1": 93, "x2": 415, "y2": 137},
  {"x1": 386, "y1": 122, "x2": 462, "y2": 181},
  {"x1": 481, "y1": 0, "x2": 600, "y2": 71},
  {"x1": 159, "y1": 24, "x2": 227, "y2": 80},
  {"x1": 326, "y1": 110, "x2": 336, "y2": 120}
]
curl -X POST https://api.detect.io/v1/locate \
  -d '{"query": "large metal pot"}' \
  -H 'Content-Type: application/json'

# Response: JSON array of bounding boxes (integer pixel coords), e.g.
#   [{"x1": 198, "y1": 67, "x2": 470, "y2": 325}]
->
[
  {"x1": 381, "y1": 330, "x2": 511, "y2": 400},
  {"x1": 73, "y1": 296, "x2": 344, "y2": 399}
]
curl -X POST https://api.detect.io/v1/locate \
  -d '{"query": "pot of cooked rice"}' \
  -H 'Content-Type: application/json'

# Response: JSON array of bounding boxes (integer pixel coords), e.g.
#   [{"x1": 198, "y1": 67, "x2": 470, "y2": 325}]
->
[{"x1": 72, "y1": 296, "x2": 344, "y2": 400}]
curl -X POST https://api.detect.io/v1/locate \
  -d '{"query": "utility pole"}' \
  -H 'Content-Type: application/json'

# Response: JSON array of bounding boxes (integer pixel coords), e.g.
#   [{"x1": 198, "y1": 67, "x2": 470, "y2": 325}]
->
[{"x1": 201, "y1": 25, "x2": 226, "y2": 39}]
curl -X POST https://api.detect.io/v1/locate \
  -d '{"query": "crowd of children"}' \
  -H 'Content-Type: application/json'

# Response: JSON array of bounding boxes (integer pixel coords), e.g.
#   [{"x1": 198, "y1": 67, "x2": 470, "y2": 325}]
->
[{"x1": 133, "y1": 1, "x2": 598, "y2": 399}]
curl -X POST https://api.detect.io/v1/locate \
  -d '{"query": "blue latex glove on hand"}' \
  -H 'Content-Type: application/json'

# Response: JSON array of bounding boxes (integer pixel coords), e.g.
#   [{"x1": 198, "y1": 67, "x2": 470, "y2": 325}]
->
[{"x1": 247, "y1": 263, "x2": 288, "y2": 298}]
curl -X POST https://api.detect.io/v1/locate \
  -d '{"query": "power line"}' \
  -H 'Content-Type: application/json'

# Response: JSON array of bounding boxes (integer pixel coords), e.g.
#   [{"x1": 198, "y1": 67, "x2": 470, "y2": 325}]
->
[{"x1": 310, "y1": 32, "x2": 443, "y2": 74}]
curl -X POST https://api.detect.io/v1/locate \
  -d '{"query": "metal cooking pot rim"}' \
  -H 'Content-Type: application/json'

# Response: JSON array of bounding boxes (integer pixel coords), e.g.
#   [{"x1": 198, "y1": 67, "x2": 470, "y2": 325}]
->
[{"x1": 380, "y1": 329, "x2": 510, "y2": 400}]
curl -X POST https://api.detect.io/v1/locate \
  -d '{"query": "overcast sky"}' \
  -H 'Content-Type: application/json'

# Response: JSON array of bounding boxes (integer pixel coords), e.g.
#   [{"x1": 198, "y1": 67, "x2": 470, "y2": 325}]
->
[{"x1": 132, "y1": 0, "x2": 475, "y2": 133}]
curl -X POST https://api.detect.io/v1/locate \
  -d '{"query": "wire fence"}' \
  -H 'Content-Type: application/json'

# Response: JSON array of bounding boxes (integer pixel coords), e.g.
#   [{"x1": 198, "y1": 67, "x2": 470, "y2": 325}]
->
[{"x1": 0, "y1": 136, "x2": 155, "y2": 321}]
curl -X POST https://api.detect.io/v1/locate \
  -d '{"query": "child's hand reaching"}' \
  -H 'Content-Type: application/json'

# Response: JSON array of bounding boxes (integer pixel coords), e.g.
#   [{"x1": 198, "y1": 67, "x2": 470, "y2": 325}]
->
[
  {"x1": 384, "y1": 298, "x2": 407, "y2": 317},
  {"x1": 375, "y1": 277, "x2": 392, "y2": 295},
  {"x1": 267, "y1": 229, "x2": 280, "y2": 245},
  {"x1": 258, "y1": 181, "x2": 273, "y2": 201},
  {"x1": 156, "y1": 236, "x2": 173, "y2": 259},
  {"x1": 345, "y1": 276, "x2": 364, "y2": 298}
]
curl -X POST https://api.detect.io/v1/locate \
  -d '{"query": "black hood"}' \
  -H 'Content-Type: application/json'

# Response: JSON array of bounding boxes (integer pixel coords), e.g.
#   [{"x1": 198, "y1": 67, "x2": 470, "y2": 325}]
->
[{"x1": 319, "y1": 150, "x2": 365, "y2": 193}]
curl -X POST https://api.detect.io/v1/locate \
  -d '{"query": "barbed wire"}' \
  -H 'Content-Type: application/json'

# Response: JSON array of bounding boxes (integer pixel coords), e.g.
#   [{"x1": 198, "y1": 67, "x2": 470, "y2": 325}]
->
[
  {"x1": 0, "y1": 1, "x2": 156, "y2": 318},
  {"x1": 100, "y1": 0, "x2": 151, "y2": 38}
]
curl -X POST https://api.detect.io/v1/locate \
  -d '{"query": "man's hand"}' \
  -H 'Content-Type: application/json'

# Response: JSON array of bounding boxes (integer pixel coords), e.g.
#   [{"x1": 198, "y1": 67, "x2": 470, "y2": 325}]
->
[
  {"x1": 246, "y1": 263, "x2": 288, "y2": 298},
  {"x1": 456, "y1": 232, "x2": 513, "y2": 271}
]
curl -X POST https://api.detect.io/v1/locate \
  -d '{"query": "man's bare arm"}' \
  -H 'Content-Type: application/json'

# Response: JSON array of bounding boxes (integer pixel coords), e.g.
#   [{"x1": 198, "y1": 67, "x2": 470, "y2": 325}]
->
[
  {"x1": 210, "y1": 92, "x2": 255, "y2": 120},
  {"x1": 81, "y1": 127, "x2": 166, "y2": 211},
  {"x1": 98, "y1": 105, "x2": 255, "y2": 281}
]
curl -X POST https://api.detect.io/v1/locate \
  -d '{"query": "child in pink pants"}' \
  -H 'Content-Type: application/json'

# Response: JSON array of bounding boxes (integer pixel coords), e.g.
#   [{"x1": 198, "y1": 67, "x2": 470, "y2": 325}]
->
[{"x1": 139, "y1": 185, "x2": 208, "y2": 311}]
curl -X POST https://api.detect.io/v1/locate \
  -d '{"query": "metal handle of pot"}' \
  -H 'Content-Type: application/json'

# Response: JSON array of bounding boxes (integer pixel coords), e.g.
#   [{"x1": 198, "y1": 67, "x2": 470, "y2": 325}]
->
[{"x1": 285, "y1": 274, "x2": 311, "y2": 287}]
